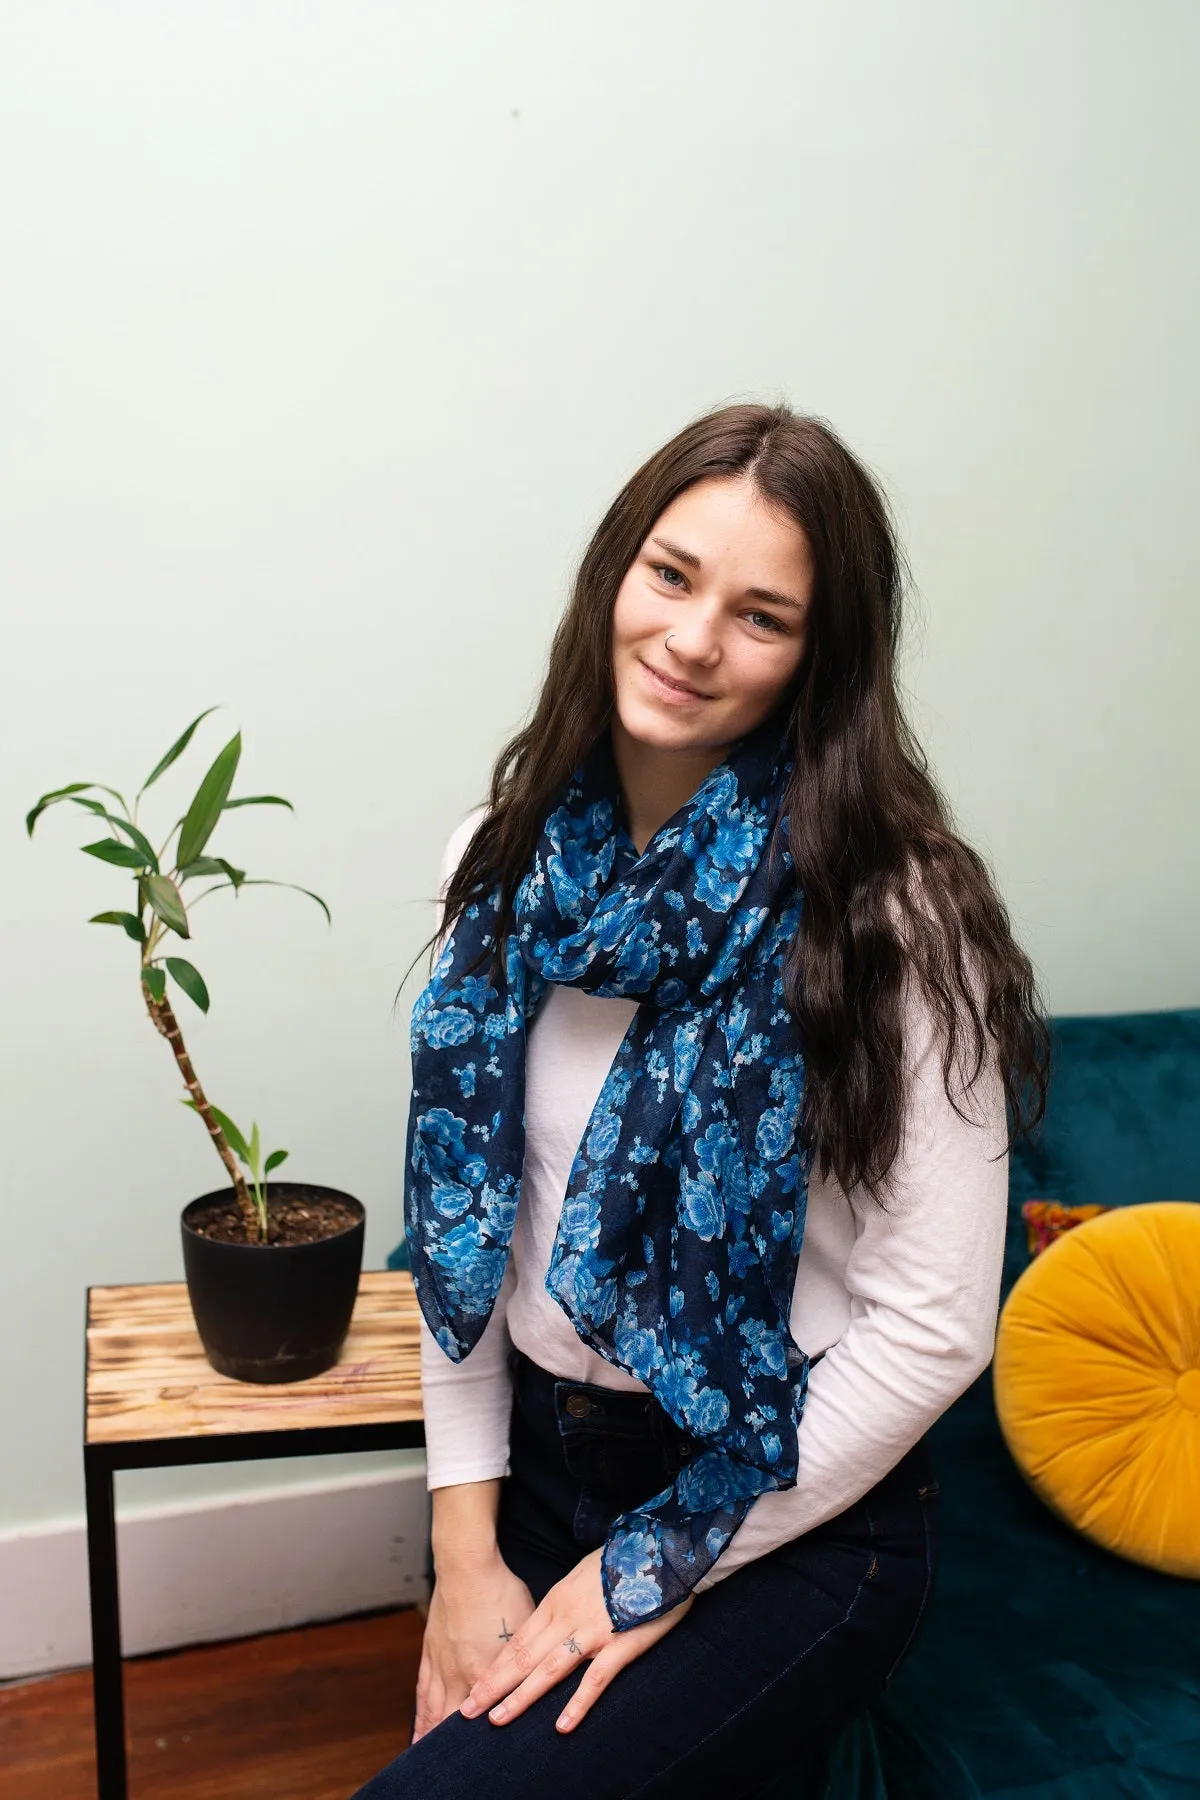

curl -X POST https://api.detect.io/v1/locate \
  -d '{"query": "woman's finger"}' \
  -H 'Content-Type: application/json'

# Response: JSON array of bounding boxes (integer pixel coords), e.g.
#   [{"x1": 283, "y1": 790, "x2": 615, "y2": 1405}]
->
[
  {"x1": 481, "y1": 1629, "x2": 593, "y2": 1725},
  {"x1": 552, "y1": 1596, "x2": 696, "y2": 1732},
  {"x1": 553, "y1": 1643, "x2": 627, "y2": 1731},
  {"x1": 412, "y1": 1648, "x2": 431, "y2": 1741},
  {"x1": 461, "y1": 1611, "x2": 575, "y2": 1718},
  {"x1": 461, "y1": 1606, "x2": 549, "y2": 1708},
  {"x1": 412, "y1": 1667, "x2": 442, "y2": 1744}
]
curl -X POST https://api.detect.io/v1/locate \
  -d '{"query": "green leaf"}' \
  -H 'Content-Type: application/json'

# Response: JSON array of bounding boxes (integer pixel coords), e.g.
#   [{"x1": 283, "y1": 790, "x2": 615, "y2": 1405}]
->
[
  {"x1": 82, "y1": 839, "x2": 152, "y2": 869},
  {"x1": 145, "y1": 873, "x2": 190, "y2": 937},
  {"x1": 25, "y1": 783, "x2": 129, "y2": 836},
  {"x1": 139, "y1": 708, "x2": 222, "y2": 795},
  {"x1": 111, "y1": 819, "x2": 159, "y2": 871},
  {"x1": 182, "y1": 1098, "x2": 252, "y2": 1164},
  {"x1": 178, "y1": 855, "x2": 245, "y2": 888},
  {"x1": 33, "y1": 794, "x2": 159, "y2": 871},
  {"x1": 222, "y1": 795, "x2": 293, "y2": 812},
  {"x1": 249, "y1": 1120, "x2": 261, "y2": 1179},
  {"x1": 237, "y1": 879, "x2": 331, "y2": 924},
  {"x1": 141, "y1": 966, "x2": 166, "y2": 1003},
  {"x1": 264, "y1": 1149, "x2": 289, "y2": 1174},
  {"x1": 90, "y1": 910, "x2": 146, "y2": 943},
  {"x1": 212, "y1": 1105, "x2": 252, "y2": 1164},
  {"x1": 165, "y1": 956, "x2": 210, "y2": 1012},
  {"x1": 86, "y1": 809, "x2": 160, "y2": 873},
  {"x1": 26, "y1": 782, "x2": 94, "y2": 834},
  {"x1": 176, "y1": 732, "x2": 242, "y2": 870}
]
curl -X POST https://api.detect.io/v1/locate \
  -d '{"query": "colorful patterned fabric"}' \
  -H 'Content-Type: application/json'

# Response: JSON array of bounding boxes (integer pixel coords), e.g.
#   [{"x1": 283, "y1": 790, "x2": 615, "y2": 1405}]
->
[
  {"x1": 404, "y1": 712, "x2": 811, "y2": 1629},
  {"x1": 1021, "y1": 1199, "x2": 1109, "y2": 1258}
]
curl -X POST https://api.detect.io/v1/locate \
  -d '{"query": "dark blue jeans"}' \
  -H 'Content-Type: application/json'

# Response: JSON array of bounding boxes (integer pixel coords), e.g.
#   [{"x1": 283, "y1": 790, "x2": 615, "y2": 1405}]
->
[{"x1": 351, "y1": 1346, "x2": 939, "y2": 1800}]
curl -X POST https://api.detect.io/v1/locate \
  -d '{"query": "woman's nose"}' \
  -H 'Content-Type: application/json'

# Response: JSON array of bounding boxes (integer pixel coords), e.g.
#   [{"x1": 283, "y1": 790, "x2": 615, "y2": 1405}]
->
[{"x1": 664, "y1": 612, "x2": 721, "y2": 663}]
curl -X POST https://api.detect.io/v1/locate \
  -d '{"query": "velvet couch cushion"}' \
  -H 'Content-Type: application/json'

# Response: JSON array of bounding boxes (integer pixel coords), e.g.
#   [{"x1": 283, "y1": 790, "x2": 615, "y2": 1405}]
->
[
  {"x1": 824, "y1": 1006, "x2": 1200, "y2": 1799},
  {"x1": 995, "y1": 1200, "x2": 1200, "y2": 1579}
]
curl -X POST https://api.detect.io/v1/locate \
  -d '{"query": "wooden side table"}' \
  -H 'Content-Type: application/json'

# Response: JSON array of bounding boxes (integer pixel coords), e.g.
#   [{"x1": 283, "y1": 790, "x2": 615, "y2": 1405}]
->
[{"x1": 84, "y1": 1270, "x2": 427, "y2": 1800}]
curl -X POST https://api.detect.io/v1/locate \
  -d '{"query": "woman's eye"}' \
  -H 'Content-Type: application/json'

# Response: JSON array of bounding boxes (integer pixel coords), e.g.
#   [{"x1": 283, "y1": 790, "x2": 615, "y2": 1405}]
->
[{"x1": 649, "y1": 566, "x2": 784, "y2": 635}]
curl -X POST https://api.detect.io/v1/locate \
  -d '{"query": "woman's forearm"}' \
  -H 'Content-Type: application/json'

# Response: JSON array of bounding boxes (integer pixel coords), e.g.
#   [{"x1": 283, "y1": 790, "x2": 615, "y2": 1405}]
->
[{"x1": 431, "y1": 1478, "x2": 506, "y2": 1575}]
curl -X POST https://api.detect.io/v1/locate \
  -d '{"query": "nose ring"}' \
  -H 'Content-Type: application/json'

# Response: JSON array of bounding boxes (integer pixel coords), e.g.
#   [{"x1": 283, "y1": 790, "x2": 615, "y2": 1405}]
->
[{"x1": 665, "y1": 632, "x2": 675, "y2": 650}]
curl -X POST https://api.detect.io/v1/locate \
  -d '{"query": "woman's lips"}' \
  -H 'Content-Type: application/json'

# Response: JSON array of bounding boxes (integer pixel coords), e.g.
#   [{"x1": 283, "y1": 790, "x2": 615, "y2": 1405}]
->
[{"x1": 639, "y1": 659, "x2": 710, "y2": 704}]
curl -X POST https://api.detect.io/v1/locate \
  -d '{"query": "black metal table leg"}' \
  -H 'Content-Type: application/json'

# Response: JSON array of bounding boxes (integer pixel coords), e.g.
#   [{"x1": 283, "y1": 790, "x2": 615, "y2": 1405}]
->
[{"x1": 84, "y1": 1450, "x2": 127, "y2": 1800}]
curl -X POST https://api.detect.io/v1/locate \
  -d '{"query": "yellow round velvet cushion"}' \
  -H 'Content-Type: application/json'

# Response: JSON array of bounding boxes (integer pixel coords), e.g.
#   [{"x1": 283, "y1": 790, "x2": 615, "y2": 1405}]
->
[{"x1": 994, "y1": 1200, "x2": 1200, "y2": 1579}]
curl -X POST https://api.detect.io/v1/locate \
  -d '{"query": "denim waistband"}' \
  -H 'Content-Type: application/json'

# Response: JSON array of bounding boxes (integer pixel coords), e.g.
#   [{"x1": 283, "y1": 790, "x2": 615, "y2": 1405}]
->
[
  {"x1": 507, "y1": 1343, "x2": 827, "y2": 1456},
  {"x1": 506, "y1": 1345, "x2": 700, "y2": 1546},
  {"x1": 508, "y1": 1344, "x2": 695, "y2": 1449}
]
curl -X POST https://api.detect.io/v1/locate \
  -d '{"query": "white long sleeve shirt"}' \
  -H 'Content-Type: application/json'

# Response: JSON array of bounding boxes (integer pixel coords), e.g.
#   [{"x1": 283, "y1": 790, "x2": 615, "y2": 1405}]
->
[{"x1": 416, "y1": 805, "x2": 1009, "y2": 1593}]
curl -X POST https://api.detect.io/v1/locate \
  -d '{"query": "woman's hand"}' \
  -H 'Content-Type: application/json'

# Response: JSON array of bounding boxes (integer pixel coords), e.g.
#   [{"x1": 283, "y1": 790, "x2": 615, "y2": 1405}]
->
[
  {"x1": 459, "y1": 1545, "x2": 694, "y2": 1734},
  {"x1": 413, "y1": 1555, "x2": 537, "y2": 1743}
]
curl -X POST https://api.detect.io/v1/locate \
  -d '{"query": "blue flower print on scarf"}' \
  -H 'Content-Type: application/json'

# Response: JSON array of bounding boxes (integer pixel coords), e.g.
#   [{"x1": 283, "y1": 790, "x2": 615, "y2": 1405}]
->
[{"x1": 404, "y1": 711, "x2": 811, "y2": 1628}]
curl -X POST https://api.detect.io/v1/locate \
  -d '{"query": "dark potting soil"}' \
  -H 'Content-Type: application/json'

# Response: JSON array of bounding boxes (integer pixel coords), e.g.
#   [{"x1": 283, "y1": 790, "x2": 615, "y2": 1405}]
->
[{"x1": 189, "y1": 1189, "x2": 359, "y2": 1246}]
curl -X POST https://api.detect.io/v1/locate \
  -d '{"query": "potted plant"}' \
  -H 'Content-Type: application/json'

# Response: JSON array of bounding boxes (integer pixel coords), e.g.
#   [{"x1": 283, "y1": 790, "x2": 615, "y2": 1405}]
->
[{"x1": 26, "y1": 707, "x2": 365, "y2": 1383}]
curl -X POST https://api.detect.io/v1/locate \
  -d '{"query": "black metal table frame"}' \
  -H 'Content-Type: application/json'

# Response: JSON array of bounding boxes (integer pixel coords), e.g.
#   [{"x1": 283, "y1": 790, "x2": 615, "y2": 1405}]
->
[{"x1": 84, "y1": 1417, "x2": 427, "y2": 1800}]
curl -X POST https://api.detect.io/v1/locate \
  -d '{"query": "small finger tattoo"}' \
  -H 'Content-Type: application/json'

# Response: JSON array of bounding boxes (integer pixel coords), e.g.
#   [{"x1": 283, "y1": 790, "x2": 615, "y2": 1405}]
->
[
  {"x1": 498, "y1": 1618, "x2": 514, "y2": 1641},
  {"x1": 563, "y1": 1635, "x2": 583, "y2": 1656}
]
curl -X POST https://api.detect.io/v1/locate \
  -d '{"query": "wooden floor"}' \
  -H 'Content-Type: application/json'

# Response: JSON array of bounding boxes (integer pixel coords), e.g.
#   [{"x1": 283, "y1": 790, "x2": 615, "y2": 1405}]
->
[{"x1": 0, "y1": 1608, "x2": 423, "y2": 1800}]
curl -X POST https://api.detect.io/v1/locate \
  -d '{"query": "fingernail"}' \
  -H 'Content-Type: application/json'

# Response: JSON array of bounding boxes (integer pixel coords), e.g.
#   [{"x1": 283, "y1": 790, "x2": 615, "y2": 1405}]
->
[
  {"x1": 460, "y1": 1697, "x2": 479, "y2": 1718},
  {"x1": 557, "y1": 1712, "x2": 573, "y2": 1732},
  {"x1": 490, "y1": 1704, "x2": 509, "y2": 1722}
]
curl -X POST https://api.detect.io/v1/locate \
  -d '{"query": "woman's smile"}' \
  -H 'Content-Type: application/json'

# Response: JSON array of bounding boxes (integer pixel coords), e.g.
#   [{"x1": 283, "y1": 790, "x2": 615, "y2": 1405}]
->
[{"x1": 639, "y1": 659, "x2": 712, "y2": 704}]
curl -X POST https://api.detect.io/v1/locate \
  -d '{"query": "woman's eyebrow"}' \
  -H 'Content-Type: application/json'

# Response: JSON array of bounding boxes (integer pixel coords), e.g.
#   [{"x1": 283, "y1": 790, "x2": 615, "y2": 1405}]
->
[{"x1": 648, "y1": 535, "x2": 806, "y2": 614}]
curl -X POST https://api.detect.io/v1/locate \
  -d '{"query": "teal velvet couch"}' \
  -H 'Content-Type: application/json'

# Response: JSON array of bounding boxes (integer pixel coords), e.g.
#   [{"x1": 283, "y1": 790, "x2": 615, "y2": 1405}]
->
[{"x1": 822, "y1": 1006, "x2": 1200, "y2": 1799}]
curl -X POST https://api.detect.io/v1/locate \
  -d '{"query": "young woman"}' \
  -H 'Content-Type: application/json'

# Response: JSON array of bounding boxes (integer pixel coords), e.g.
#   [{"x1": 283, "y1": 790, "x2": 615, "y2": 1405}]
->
[{"x1": 353, "y1": 403, "x2": 1048, "y2": 1800}]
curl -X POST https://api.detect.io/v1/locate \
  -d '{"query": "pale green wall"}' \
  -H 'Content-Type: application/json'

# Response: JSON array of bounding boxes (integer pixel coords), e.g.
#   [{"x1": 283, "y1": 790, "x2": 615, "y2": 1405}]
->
[{"x1": 1, "y1": 1, "x2": 1196, "y2": 1533}]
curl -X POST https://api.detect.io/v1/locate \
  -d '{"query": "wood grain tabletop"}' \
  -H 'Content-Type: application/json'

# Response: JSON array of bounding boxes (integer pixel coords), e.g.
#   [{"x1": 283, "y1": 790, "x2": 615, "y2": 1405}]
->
[{"x1": 85, "y1": 1270, "x2": 425, "y2": 1446}]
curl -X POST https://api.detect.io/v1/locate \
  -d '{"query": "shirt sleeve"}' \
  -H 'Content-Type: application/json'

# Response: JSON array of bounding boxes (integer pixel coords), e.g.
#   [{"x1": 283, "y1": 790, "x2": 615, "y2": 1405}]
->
[
  {"x1": 414, "y1": 806, "x2": 517, "y2": 1491},
  {"x1": 692, "y1": 958, "x2": 1010, "y2": 1593}
]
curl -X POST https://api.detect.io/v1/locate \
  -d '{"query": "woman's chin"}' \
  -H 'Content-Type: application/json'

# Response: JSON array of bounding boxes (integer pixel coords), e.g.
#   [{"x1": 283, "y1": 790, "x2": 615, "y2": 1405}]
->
[{"x1": 614, "y1": 705, "x2": 708, "y2": 750}]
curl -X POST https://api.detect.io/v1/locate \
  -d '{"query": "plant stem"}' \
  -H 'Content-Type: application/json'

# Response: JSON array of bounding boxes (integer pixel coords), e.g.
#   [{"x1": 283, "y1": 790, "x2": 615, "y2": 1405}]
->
[{"x1": 142, "y1": 984, "x2": 262, "y2": 1241}]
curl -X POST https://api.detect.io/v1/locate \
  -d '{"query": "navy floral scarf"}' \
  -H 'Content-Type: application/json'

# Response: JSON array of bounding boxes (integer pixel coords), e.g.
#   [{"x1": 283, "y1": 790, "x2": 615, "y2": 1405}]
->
[{"x1": 404, "y1": 711, "x2": 811, "y2": 1629}]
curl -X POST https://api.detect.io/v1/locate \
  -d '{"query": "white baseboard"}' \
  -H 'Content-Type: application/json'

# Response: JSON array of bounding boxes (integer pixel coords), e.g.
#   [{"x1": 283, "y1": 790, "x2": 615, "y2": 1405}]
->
[{"x1": 0, "y1": 1466, "x2": 431, "y2": 1682}]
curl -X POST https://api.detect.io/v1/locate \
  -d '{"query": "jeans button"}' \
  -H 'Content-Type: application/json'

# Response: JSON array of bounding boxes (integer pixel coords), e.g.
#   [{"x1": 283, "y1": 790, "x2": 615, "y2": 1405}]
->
[{"x1": 565, "y1": 1394, "x2": 593, "y2": 1418}]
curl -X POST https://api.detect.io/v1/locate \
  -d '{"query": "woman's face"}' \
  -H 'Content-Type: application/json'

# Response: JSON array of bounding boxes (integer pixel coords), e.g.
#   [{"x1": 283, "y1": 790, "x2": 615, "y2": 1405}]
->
[{"x1": 609, "y1": 475, "x2": 815, "y2": 756}]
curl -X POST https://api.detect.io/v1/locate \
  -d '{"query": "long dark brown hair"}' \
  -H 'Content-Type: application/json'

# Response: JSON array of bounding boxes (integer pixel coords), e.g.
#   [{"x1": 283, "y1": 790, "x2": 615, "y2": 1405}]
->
[{"x1": 398, "y1": 402, "x2": 1049, "y2": 1200}]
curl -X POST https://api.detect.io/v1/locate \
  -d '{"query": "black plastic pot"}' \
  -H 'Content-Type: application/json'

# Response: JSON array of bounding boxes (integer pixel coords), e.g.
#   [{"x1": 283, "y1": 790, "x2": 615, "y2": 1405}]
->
[{"x1": 181, "y1": 1182, "x2": 365, "y2": 1383}]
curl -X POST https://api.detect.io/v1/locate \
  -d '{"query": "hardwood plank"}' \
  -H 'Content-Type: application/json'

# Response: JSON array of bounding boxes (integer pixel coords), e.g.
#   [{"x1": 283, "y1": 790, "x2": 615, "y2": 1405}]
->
[
  {"x1": 86, "y1": 1272, "x2": 426, "y2": 1445},
  {"x1": 0, "y1": 1610, "x2": 423, "y2": 1800}
]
